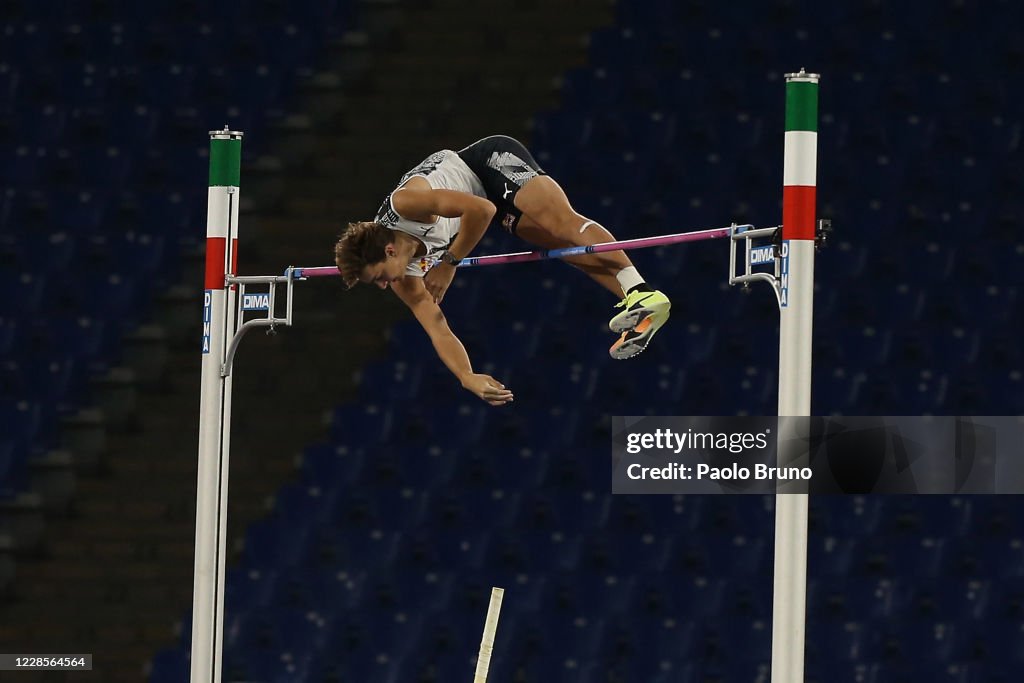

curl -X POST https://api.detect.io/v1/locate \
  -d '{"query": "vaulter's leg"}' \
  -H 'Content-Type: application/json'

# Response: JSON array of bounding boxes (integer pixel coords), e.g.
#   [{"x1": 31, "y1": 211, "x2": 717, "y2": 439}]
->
[
  {"x1": 512, "y1": 180, "x2": 626, "y2": 297},
  {"x1": 512, "y1": 175, "x2": 672, "y2": 359}
]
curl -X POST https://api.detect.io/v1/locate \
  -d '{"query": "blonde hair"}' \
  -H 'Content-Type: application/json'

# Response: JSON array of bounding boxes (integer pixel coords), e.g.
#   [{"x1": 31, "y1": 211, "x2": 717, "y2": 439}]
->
[{"x1": 334, "y1": 221, "x2": 394, "y2": 288}]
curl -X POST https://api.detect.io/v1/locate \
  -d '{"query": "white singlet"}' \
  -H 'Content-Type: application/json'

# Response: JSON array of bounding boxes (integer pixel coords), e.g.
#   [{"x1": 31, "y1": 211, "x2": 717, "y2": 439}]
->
[{"x1": 374, "y1": 150, "x2": 487, "y2": 277}]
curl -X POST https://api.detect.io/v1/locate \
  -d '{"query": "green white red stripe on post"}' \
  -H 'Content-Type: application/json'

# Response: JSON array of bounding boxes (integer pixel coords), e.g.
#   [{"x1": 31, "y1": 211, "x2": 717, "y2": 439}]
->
[
  {"x1": 204, "y1": 130, "x2": 242, "y2": 291},
  {"x1": 779, "y1": 69, "x2": 818, "y2": 394},
  {"x1": 193, "y1": 128, "x2": 242, "y2": 683},
  {"x1": 783, "y1": 73, "x2": 819, "y2": 242}
]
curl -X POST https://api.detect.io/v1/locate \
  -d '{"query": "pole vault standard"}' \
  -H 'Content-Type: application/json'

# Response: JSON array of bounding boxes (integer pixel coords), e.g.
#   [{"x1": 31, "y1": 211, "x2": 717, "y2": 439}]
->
[
  {"x1": 190, "y1": 71, "x2": 821, "y2": 683},
  {"x1": 192, "y1": 128, "x2": 241, "y2": 683},
  {"x1": 772, "y1": 69, "x2": 819, "y2": 683}
]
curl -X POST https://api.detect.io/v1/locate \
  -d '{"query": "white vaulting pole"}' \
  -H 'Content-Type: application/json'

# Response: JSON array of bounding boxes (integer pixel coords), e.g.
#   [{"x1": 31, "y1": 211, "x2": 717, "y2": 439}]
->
[
  {"x1": 191, "y1": 128, "x2": 243, "y2": 683},
  {"x1": 473, "y1": 587, "x2": 505, "y2": 683},
  {"x1": 772, "y1": 71, "x2": 818, "y2": 683}
]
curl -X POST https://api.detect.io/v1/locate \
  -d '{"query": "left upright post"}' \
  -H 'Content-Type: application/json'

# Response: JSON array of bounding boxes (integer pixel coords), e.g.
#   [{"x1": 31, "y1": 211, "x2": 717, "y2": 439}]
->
[{"x1": 191, "y1": 128, "x2": 243, "y2": 683}]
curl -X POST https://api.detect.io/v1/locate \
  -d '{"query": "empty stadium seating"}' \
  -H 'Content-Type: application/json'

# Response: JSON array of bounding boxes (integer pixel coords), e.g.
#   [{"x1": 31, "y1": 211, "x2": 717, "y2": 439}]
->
[{"x1": 2, "y1": 0, "x2": 1022, "y2": 681}]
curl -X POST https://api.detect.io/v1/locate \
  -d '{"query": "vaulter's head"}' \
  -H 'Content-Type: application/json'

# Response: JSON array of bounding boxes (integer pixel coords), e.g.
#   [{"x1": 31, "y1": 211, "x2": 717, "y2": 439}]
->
[{"x1": 335, "y1": 221, "x2": 406, "y2": 290}]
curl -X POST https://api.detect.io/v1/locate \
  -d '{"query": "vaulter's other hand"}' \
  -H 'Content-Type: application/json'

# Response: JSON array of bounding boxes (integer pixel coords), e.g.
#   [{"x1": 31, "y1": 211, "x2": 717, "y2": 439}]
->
[
  {"x1": 424, "y1": 262, "x2": 456, "y2": 304},
  {"x1": 462, "y1": 373, "x2": 514, "y2": 406}
]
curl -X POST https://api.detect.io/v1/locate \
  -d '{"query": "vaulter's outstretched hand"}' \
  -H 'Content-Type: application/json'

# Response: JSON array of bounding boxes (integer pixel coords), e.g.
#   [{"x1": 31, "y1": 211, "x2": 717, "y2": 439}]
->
[
  {"x1": 424, "y1": 262, "x2": 456, "y2": 305},
  {"x1": 462, "y1": 373, "x2": 514, "y2": 407}
]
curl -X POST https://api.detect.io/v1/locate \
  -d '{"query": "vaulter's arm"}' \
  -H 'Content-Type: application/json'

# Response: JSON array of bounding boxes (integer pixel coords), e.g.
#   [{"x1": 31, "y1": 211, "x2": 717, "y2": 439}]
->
[
  {"x1": 391, "y1": 188, "x2": 496, "y2": 304},
  {"x1": 390, "y1": 276, "x2": 513, "y2": 407}
]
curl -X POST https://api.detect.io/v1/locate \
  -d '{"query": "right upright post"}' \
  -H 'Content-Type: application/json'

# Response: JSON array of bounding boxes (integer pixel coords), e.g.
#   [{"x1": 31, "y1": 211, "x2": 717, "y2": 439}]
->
[{"x1": 772, "y1": 69, "x2": 819, "y2": 683}]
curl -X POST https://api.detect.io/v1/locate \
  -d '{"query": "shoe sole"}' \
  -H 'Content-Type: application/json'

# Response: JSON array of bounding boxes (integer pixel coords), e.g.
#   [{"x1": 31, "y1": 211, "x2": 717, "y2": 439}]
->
[
  {"x1": 609, "y1": 299, "x2": 671, "y2": 333},
  {"x1": 609, "y1": 312, "x2": 669, "y2": 360}
]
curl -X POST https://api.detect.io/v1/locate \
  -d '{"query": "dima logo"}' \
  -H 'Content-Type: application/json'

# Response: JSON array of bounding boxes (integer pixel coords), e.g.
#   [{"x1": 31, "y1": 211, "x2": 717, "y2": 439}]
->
[
  {"x1": 202, "y1": 290, "x2": 212, "y2": 353},
  {"x1": 242, "y1": 293, "x2": 270, "y2": 311},
  {"x1": 750, "y1": 245, "x2": 774, "y2": 265},
  {"x1": 779, "y1": 241, "x2": 790, "y2": 307}
]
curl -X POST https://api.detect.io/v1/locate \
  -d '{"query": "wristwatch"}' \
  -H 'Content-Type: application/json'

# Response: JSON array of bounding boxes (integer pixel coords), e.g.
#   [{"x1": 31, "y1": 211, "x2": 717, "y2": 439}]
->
[{"x1": 440, "y1": 251, "x2": 462, "y2": 266}]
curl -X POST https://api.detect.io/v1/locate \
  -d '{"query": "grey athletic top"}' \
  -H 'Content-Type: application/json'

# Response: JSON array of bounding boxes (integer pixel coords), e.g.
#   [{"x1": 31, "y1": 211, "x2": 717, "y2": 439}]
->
[{"x1": 374, "y1": 150, "x2": 487, "y2": 277}]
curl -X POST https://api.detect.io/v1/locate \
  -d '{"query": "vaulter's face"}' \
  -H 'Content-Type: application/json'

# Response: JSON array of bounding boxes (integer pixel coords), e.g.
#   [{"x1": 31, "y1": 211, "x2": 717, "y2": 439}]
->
[{"x1": 360, "y1": 247, "x2": 405, "y2": 289}]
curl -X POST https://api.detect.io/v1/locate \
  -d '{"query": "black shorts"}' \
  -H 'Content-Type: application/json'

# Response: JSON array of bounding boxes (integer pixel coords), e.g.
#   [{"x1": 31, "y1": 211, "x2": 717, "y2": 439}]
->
[{"x1": 458, "y1": 135, "x2": 546, "y2": 233}]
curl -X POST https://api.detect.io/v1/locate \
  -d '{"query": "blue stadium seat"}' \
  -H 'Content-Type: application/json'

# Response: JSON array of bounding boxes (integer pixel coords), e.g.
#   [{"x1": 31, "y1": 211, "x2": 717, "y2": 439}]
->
[
  {"x1": 224, "y1": 646, "x2": 312, "y2": 683},
  {"x1": 297, "y1": 442, "x2": 364, "y2": 489},
  {"x1": 857, "y1": 536, "x2": 950, "y2": 577},
  {"x1": 355, "y1": 571, "x2": 455, "y2": 616},
  {"x1": 980, "y1": 369, "x2": 1024, "y2": 413},
  {"x1": 356, "y1": 359, "x2": 423, "y2": 401},
  {"x1": 427, "y1": 488, "x2": 520, "y2": 530},
  {"x1": 50, "y1": 189, "x2": 107, "y2": 232},
  {"x1": 656, "y1": 576, "x2": 728, "y2": 620},
  {"x1": 484, "y1": 405, "x2": 580, "y2": 450},
  {"x1": 805, "y1": 620, "x2": 884, "y2": 665},
  {"x1": 73, "y1": 272, "x2": 141, "y2": 321},
  {"x1": 948, "y1": 537, "x2": 1024, "y2": 578},
  {"x1": 7, "y1": 230, "x2": 77, "y2": 274},
  {"x1": 818, "y1": 497, "x2": 885, "y2": 537},
  {"x1": 542, "y1": 447, "x2": 606, "y2": 492},
  {"x1": 398, "y1": 530, "x2": 488, "y2": 571},
  {"x1": 808, "y1": 536, "x2": 859, "y2": 576},
  {"x1": 0, "y1": 144, "x2": 48, "y2": 187},
  {"x1": 673, "y1": 533, "x2": 769, "y2": 578},
  {"x1": 452, "y1": 445, "x2": 548, "y2": 491},
  {"x1": 16, "y1": 104, "x2": 66, "y2": 144},
  {"x1": 696, "y1": 658, "x2": 771, "y2": 683},
  {"x1": 331, "y1": 403, "x2": 393, "y2": 445},
  {"x1": 0, "y1": 317, "x2": 18, "y2": 358},
  {"x1": 880, "y1": 621, "x2": 964, "y2": 666},
  {"x1": 337, "y1": 489, "x2": 428, "y2": 531},
  {"x1": 814, "y1": 368, "x2": 864, "y2": 414},
  {"x1": 148, "y1": 647, "x2": 190, "y2": 683},
  {"x1": 312, "y1": 653, "x2": 401, "y2": 683},
  {"x1": 512, "y1": 530, "x2": 582, "y2": 572},
  {"x1": 0, "y1": 398, "x2": 43, "y2": 449},
  {"x1": 226, "y1": 604, "x2": 330, "y2": 657},
  {"x1": 1, "y1": 356, "x2": 86, "y2": 408},
  {"x1": 907, "y1": 579, "x2": 991, "y2": 621},
  {"x1": 541, "y1": 491, "x2": 609, "y2": 532},
  {"x1": 592, "y1": 531, "x2": 672, "y2": 574},
  {"x1": 242, "y1": 515, "x2": 313, "y2": 570},
  {"x1": 514, "y1": 491, "x2": 575, "y2": 532},
  {"x1": 0, "y1": 271, "x2": 45, "y2": 315},
  {"x1": 0, "y1": 438, "x2": 28, "y2": 496},
  {"x1": 703, "y1": 617, "x2": 772, "y2": 663},
  {"x1": 402, "y1": 649, "x2": 474, "y2": 683},
  {"x1": 225, "y1": 566, "x2": 279, "y2": 612},
  {"x1": 970, "y1": 498, "x2": 1024, "y2": 537},
  {"x1": 110, "y1": 106, "x2": 162, "y2": 145},
  {"x1": 809, "y1": 578, "x2": 908, "y2": 622},
  {"x1": 42, "y1": 315, "x2": 113, "y2": 362},
  {"x1": 272, "y1": 482, "x2": 339, "y2": 530},
  {"x1": 881, "y1": 497, "x2": 973, "y2": 537},
  {"x1": 0, "y1": 64, "x2": 18, "y2": 106},
  {"x1": 59, "y1": 65, "x2": 110, "y2": 105},
  {"x1": 516, "y1": 612, "x2": 605, "y2": 661}
]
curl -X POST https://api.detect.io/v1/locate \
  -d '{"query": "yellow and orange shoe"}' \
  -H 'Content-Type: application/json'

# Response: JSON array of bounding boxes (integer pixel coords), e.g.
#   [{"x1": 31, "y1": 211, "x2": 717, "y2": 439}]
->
[
  {"x1": 608, "y1": 289, "x2": 672, "y2": 333},
  {"x1": 608, "y1": 306, "x2": 670, "y2": 360}
]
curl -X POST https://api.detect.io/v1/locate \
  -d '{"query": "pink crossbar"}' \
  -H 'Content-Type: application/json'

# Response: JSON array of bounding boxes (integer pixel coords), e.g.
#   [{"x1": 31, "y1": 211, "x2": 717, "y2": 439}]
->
[{"x1": 292, "y1": 224, "x2": 746, "y2": 278}]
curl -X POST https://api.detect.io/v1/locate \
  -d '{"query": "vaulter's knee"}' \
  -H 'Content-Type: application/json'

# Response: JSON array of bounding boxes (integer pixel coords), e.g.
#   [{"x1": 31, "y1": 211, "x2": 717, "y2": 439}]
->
[{"x1": 542, "y1": 213, "x2": 600, "y2": 241}]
